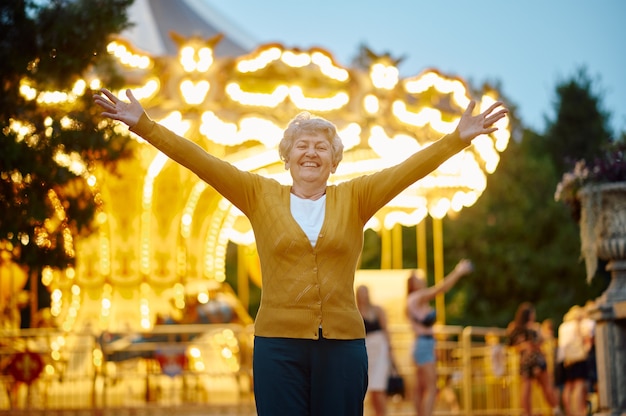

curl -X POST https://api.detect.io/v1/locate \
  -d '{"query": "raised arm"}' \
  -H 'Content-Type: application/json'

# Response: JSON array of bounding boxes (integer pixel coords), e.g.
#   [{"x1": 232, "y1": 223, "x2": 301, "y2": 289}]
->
[
  {"x1": 419, "y1": 259, "x2": 473, "y2": 302},
  {"x1": 92, "y1": 88, "x2": 260, "y2": 213}
]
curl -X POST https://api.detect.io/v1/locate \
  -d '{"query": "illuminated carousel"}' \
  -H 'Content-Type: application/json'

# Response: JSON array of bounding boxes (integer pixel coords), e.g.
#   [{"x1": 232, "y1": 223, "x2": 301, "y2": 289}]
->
[
  {"x1": 0, "y1": 0, "x2": 512, "y2": 337},
  {"x1": 3, "y1": 3, "x2": 513, "y2": 410},
  {"x1": 26, "y1": 32, "x2": 512, "y2": 334}
]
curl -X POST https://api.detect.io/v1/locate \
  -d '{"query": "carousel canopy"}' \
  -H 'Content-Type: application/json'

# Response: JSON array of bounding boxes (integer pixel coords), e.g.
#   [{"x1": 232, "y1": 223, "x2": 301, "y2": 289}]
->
[
  {"x1": 15, "y1": 1, "x2": 511, "y2": 332},
  {"x1": 120, "y1": 0, "x2": 256, "y2": 57}
]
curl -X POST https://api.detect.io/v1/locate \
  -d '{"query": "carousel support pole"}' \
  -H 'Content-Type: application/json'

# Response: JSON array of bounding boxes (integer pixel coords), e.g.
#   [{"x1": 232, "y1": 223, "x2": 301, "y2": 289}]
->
[
  {"x1": 433, "y1": 217, "x2": 444, "y2": 325},
  {"x1": 392, "y1": 224, "x2": 403, "y2": 269},
  {"x1": 588, "y1": 259, "x2": 626, "y2": 416},
  {"x1": 237, "y1": 245, "x2": 250, "y2": 312},
  {"x1": 417, "y1": 220, "x2": 427, "y2": 273},
  {"x1": 381, "y1": 226, "x2": 392, "y2": 269}
]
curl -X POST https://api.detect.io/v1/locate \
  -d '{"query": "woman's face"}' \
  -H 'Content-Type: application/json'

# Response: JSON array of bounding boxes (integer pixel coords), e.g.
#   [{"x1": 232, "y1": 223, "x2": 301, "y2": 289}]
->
[{"x1": 286, "y1": 132, "x2": 337, "y2": 186}]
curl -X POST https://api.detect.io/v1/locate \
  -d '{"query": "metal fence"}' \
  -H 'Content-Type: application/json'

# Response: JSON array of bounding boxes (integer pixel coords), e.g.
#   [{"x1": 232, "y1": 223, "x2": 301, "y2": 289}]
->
[
  {"x1": 382, "y1": 324, "x2": 558, "y2": 416},
  {"x1": 1, "y1": 324, "x2": 563, "y2": 415},
  {"x1": 1, "y1": 324, "x2": 256, "y2": 415}
]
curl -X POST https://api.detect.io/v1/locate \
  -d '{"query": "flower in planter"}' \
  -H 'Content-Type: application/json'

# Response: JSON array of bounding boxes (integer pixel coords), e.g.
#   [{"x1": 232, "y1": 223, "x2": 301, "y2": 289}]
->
[
  {"x1": 555, "y1": 141, "x2": 626, "y2": 221},
  {"x1": 555, "y1": 140, "x2": 626, "y2": 281}
]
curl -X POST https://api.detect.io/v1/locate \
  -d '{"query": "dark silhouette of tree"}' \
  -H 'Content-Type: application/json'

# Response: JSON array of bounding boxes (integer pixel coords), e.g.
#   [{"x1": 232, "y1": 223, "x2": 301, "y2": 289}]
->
[
  {"x1": 442, "y1": 70, "x2": 616, "y2": 328},
  {"x1": 0, "y1": 0, "x2": 133, "y2": 326},
  {"x1": 444, "y1": 129, "x2": 608, "y2": 328},
  {"x1": 350, "y1": 43, "x2": 405, "y2": 72},
  {"x1": 543, "y1": 67, "x2": 614, "y2": 174}
]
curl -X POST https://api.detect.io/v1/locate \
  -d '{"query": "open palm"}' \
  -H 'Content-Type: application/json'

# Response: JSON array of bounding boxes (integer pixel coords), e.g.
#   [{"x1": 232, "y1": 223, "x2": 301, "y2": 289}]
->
[
  {"x1": 93, "y1": 88, "x2": 144, "y2": 128},
  {"x1": 457, "y1": 100, "x2": 508, "y2": 143}
]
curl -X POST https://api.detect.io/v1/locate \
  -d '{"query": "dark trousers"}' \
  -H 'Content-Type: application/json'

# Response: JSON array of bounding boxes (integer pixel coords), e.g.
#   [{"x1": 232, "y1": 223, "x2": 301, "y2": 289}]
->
[{"x1": 253, "y1": 332, "x2": 368, "y2": 416}]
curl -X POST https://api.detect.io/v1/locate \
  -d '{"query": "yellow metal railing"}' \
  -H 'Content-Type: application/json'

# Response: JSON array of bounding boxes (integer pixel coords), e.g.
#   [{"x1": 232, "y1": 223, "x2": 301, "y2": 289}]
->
[
  {"x1": 1, "y1": 324, "x2": 559, "y2": 415},
  {"x1": 0, "y1": 324, "x2": 255, "y2": 414},
  {"x1": 386, "y1": 324, "x2": 556, "y2": 416}
]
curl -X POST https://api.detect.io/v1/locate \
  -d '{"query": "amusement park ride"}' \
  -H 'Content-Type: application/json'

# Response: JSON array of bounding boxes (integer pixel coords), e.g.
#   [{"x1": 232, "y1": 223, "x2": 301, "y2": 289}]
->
[
  {"x1": 7, "y1": 28, "x2": 511, "y2": 335},
  {"x1": 1, "y1": 2, "x2": 515, "y2": 411}
]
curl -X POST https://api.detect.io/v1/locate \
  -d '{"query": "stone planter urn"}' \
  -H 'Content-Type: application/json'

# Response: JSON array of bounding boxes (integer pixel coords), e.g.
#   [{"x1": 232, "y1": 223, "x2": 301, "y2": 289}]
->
[{"x1": 578, "y1": 182, "x2": 626, "y2": 416}]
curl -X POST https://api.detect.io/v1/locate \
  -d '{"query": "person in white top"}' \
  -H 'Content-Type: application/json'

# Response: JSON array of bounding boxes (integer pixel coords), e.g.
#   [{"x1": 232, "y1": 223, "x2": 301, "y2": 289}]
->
[{"x1": 557, "y1": 305, "x2": 594, "y2": 416}]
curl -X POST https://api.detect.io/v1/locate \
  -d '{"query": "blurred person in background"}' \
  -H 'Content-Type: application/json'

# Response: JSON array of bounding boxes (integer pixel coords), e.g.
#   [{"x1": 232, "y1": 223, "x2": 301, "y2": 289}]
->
[
  {"x1": 507, "y1": 302, "x2": 562, "y2": 416},
  {"x1": 406, "y1": 259, "x2": 473, "y2": 416},
  {"x1": 558, "y1": 305, "x2": 594, "y2": 416},
  {"x1": 356, "y1": 285, "x2": 391, "y2": 416},
  {"x1": 541, "y1": 318, "x2": 562, "y2": 410}
]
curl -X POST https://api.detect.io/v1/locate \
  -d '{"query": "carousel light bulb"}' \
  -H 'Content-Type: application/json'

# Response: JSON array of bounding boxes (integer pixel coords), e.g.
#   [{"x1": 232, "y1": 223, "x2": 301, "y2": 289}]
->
[
  {"x1": 19, "y1": 83, "x2": 37, "y2": 100},
  {"x1": 72, "y1": 79, "x2": 86, "y2": 95},
  {"x1": 364, "y1": 95, "x2": 379, "y2": 114},
  {"x1": 404, "y1": 71, "x2": 438, "y2": 93},
  {"x1": 197, "y1": 292, "x2": 209, "y2": 304},
  {"x1": 90, "y1": 79, "x2": 102, "y2": 90},
  {"x1": 236, "y1": 47, "x2": 281, "y2": 72},
  {"x1": 429, "y1": 198, "x2": 451, "y2": 219},
  {"x1": 311, "y1": 52, "x2": 349, "y2": 81},
  {"x1": 281, "y1": 50, "x2": 311, "y2": 67},
  {"x1": 180, "y1": 79, "x2": 209, "y2": 105},
  {"x1": 180, "y1": 46, "x2": 198, "y2": 72},
  {"x1": 370, "y1": 63, "x2": 399, "y2": 90},
  {"x1": 288, "y1": 86, "x2": 349, "y2": 112},
  {"x1": 225, "y1": 82, "x2": 289, "y2": 107},
  {"x1": 196, "y1": 47, "x2": 213, "y2": 72}
]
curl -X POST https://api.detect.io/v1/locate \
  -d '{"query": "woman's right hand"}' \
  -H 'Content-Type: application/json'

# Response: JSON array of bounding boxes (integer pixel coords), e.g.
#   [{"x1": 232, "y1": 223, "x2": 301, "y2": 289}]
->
[{"x1": 93, "y1": 88, "x2": 144, "y2": 128}]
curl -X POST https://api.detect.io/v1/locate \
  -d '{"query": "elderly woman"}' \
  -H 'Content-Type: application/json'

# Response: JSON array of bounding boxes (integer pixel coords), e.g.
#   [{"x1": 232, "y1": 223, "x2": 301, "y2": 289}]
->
[{"x1": 93, "y1": 88, "x2": 507, "y2": 416}]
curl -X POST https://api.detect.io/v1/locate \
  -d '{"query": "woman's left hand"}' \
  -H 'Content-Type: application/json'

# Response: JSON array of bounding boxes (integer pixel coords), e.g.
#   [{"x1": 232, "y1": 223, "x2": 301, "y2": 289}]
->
[{"x1": 456, "y1": 100, "x2": 508, "y2": 143}]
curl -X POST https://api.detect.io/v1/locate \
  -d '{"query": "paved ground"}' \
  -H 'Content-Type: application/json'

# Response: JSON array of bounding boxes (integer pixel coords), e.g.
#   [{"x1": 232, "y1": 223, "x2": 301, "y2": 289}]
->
[
  {"x1": 0, "y1": 401, "x2": 428, "y2": 416},
  {"x1": 0, "y1": 399, "x2": 423, "y2": 416},
  {"x1": 0, "y1": 404, "x2": 257, "y2": 416}
]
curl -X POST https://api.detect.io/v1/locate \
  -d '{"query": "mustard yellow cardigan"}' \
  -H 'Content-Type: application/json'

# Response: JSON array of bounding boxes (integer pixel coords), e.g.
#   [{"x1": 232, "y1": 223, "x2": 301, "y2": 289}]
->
[{"x1": 131, "y1": 113, "x2": 467, "y2": 340}]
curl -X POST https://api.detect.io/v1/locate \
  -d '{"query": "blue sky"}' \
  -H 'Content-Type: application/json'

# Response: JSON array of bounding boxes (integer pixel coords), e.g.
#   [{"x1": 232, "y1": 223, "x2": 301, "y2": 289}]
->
[{"x1": 205, "y1": 0, "x2": 625, "y2": 136}]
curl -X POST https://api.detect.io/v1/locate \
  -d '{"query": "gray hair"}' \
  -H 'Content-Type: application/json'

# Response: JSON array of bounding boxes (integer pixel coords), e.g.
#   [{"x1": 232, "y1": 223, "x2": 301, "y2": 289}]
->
[{"x1": 278, "y1": 112, "x2": 344, "y2": 166}]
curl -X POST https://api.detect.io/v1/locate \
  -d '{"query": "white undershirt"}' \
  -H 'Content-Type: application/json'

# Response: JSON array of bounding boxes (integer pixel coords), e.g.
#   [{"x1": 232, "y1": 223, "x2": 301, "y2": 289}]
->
[{"x1": 290, "y1": 194, "x2": 326, "y2": 246}]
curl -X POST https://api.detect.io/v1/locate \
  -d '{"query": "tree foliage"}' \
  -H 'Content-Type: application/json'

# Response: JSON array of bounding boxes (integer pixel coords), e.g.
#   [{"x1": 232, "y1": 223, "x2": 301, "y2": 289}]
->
[
  {"x1": 0, "y1": 0, "x2": 133, "y2": 314},
  {"x1": 444, "y1": 131, "x2": 607, "y2": 328},
  {"x1": 442, "y1": 70, "x2": 614, "y2": 328},
  {"x1": 543, "y1": 67, "x2": 614, "y2": 174},
  {"x1": 355, "y1": 71, "x2": 616, "y2": 329}
]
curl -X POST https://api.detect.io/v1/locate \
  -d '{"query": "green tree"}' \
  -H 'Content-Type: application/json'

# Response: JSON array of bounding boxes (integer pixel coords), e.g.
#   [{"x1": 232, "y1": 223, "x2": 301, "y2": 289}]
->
[
  {"x1": 543, "y1": 67, "x2": 614, "y2": 174},
  {"x1": 444, "y1": 129, "x2": 607, "y2": 328},
  {"x1": 0, "y1": 0, "x2": 133, "y2": 326},
  {"x1": 442, "y1": 71, "x2": 614, "y2": 328}
]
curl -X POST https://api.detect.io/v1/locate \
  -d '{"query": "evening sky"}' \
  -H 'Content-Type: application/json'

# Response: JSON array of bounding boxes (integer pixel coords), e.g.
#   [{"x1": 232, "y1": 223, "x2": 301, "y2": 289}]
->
[{"x1": 205, "y1": 0, "x2": 625, "y2": 136}]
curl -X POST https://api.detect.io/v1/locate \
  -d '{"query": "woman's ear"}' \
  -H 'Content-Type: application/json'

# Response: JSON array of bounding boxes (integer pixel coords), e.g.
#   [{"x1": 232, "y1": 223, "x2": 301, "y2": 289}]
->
[{"x1": 285, "y1": 160, "x2": 290, "y2": 170}]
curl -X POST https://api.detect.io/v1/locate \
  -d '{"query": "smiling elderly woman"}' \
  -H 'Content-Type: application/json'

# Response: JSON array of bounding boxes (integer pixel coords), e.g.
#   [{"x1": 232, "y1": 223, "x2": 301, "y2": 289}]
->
[{"x1": 93, "y1": 88, "x2": 507, "y2": 416}]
